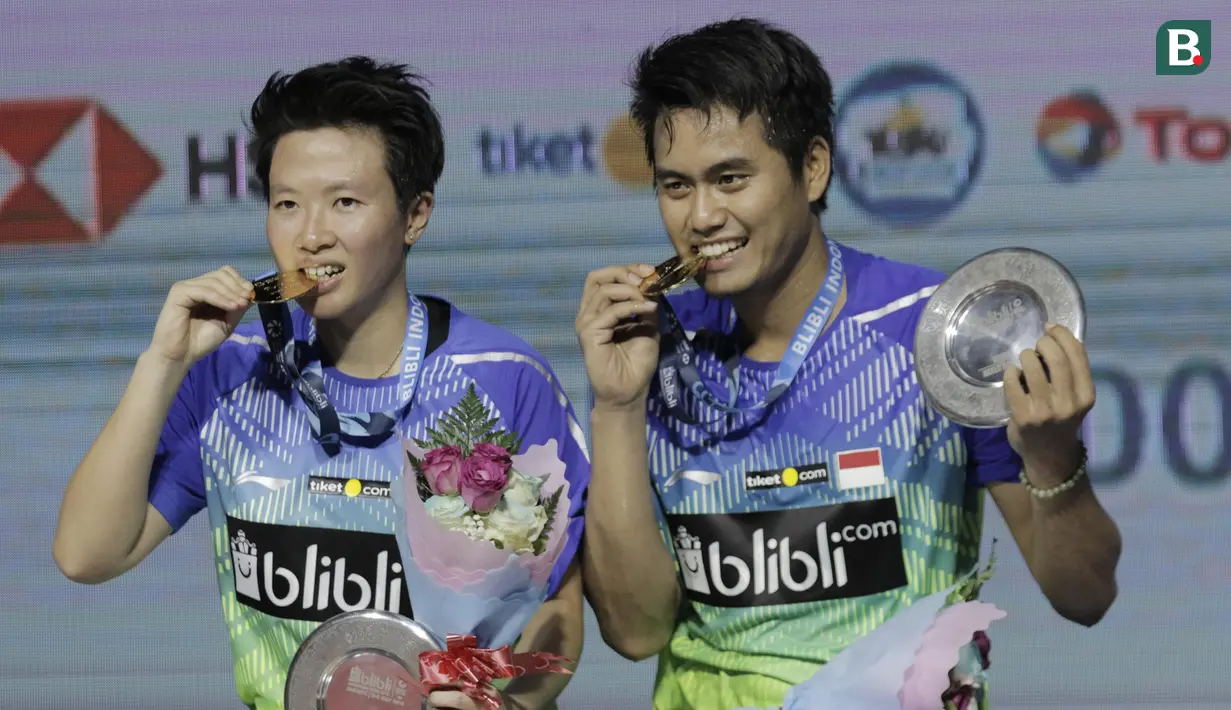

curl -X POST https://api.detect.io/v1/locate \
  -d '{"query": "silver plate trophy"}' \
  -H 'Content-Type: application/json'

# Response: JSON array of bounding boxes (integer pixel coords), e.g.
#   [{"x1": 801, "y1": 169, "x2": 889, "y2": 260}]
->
[
  {"x1": 914, "y1": 247, "x2": 1086, "y2": 428},
  {"x1": 285, "y1": 610, "x2": 444, "y2": 710}
]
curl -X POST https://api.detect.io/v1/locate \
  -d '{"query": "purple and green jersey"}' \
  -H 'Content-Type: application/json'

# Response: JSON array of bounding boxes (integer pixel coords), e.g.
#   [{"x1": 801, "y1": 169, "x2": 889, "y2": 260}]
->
[
  {"x1": 149, "y1": 296, "x2": 589, "y2": 710},
  {"x1": 643, "y1": 242, "x2": 1021, "y2": 709}
]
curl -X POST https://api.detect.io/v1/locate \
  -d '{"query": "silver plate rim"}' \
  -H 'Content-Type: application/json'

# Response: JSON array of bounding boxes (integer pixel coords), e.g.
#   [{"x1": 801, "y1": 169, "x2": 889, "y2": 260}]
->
[
  {"x1": 284, "y1": 610, "x2": 444, "y2": 710},
  {"x1": 914, "y1": 247, "x2": 1086, "y2": 428}
]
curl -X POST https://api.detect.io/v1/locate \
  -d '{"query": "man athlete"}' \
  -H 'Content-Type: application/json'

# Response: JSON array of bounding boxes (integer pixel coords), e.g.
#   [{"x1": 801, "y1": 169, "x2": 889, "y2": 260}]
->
[
  {"x1": 54, "y1": 57, "x2": 588, "y2": 710},
  {"x1": 576, "y1": 18, "x2": 1122, "y2": 709}
]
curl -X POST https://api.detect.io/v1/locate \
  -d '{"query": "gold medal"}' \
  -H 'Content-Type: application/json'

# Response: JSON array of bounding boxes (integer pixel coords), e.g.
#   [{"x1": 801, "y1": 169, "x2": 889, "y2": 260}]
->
[
  {"x1": 251, "y1": 269, "x2": 318, "y2": 304},
  {"x1": 639, "y1": 254, "x2": 706, "y2": 298}
]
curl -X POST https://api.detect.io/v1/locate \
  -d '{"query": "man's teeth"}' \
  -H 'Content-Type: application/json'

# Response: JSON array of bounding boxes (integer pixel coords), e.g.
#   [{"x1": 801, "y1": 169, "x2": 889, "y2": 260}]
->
[
  {"x1": 697, "y1": 240, "x2": 747, "y2": 258},
  {"x1": 304, "y1": 265, "x2": 344, "y2": 280}
]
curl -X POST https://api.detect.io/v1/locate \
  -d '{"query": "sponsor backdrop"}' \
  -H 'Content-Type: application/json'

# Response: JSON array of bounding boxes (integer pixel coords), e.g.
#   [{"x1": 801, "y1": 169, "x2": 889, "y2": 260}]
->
[{"x1": 2, "y1": 1, "x2": 1229, "y2": 708}]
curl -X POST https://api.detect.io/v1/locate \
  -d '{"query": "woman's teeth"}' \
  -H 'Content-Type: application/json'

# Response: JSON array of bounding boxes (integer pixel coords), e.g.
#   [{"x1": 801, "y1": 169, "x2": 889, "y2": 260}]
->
[
  {"x1": 304, "y1": 265, "x2": 343, "y2": 281},
  {"x1": 696, "y1": 239, "x2": 747, "y2": 259}
]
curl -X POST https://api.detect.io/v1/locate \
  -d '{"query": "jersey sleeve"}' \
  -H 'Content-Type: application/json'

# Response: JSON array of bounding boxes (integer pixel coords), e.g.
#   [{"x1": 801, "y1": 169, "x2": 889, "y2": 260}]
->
[
  {"x1": 148, "y1": 363, "x2": 208, "y2": 532},
  {"x1": 961, "y1": 425, "x2": 1024, "y2": 487},
  {"x1": 464, "y1": 354, "x2": 591, "y2": 600}
]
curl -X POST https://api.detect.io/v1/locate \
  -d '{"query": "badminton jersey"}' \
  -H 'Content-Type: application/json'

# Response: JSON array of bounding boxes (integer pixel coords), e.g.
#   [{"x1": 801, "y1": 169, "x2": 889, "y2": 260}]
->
[
  {"x1": 147, "y1": 296, "x2": 590, "y2": 710},
  {"x1": 645, "y1": 242, "x2": 1022, "y2": 710}
]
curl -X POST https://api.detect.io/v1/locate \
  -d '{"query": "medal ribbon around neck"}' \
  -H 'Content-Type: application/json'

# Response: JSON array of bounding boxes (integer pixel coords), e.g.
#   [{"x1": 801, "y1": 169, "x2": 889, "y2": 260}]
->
[
  {"x1": 256, "y1": 272, "x2": 429, "y2": 457},
  {"x1": 654, "y1": 240, "x2": 844, "y2": 423}
]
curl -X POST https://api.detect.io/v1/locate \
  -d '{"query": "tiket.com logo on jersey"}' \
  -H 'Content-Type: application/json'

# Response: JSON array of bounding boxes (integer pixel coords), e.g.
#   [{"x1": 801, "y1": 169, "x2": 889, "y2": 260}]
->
[
  {"x1": 666, "y1": 498, "x2": 907, "y2": 608},
  {"x1": 1156, "y1": 21, "x2": 1211, "y2": 75},
  {"x1": 0, "y1": 98, "x2": 161, "y2": 245},
  {"x1": 744, "y1": 463, "x2": 829, "y2": 491},
  {"x1": 309, "y1": 476, "x2": 392, "y2": 499},
  {"x1": 226, "y1": 516, "x2": 410, "y2": 622}
]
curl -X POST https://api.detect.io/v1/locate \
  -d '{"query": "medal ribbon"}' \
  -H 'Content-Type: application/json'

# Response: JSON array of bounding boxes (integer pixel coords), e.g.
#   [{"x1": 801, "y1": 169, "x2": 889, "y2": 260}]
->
[
  {"x1": 656, "y1": 240, "x2": 845, "y2": 421},
  {"x1": 257, "y1": 287, "x2": 429, "y2": 457}
]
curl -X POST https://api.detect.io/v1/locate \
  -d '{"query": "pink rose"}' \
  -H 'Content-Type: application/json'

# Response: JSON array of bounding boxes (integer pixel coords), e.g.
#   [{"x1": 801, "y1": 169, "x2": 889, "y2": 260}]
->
[
  {"x1": 422, "y1": 445, "x2": 464, "y2": 496},
  {"x1": 459, "y1": 443, "x2": 512, "y2": 512}
]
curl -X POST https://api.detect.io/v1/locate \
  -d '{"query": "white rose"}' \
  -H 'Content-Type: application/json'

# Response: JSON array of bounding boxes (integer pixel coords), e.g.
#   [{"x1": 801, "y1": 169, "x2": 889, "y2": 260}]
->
[
  {"x1": 502, "y1": 470, "x2": 544, "y2": 508},
  {"x1": 425, "y1": 495, "x2": 470, "y2": 530},
  {"x1": 485, "y1": 497, "x2": 548, "y2": 554}
]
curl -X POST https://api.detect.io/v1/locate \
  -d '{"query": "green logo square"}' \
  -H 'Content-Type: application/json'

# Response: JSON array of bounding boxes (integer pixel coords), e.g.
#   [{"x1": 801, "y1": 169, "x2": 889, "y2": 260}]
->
[{"x1": 1157, "y1": 20, "x2": 1211, "y2": 75}]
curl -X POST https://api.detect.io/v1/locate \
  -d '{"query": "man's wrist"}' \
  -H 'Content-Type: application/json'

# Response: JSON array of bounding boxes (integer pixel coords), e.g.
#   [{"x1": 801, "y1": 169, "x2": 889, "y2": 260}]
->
[
  {"x1": 591, "y1": 395, "x2": 647, "y2": 418},
  {"x1": 1021, "y1": 441, "x2": 1089, "y2": 499},
  {"x1": 1019, "y1": 433, "x2": 1084, "y2": 486},
  {"x1": 590, "y1": 393, "x2": 649, "y2": 415}
]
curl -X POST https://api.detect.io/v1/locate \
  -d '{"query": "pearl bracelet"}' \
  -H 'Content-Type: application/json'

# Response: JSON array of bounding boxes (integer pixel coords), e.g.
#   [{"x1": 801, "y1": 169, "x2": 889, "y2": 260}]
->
[{"x1": 1018, "y1": 442, "x2": 1089, "y2": 499}]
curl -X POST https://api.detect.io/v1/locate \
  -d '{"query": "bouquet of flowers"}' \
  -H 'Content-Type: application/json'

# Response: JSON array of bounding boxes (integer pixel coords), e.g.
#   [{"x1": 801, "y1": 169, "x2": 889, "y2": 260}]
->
[
  {"x1": 407, "y1": 388, "x2": 564, "y2": 557},
  {"x1": 737, "y1": 544, "x2": 1005, "y2": 710},
  {"x1": 392, "y1": 384, "x2": 574, "y2": 650}
]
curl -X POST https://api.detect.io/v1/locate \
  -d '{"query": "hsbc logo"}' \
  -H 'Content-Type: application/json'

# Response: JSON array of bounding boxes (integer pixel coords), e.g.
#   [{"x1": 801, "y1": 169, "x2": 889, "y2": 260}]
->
[
  {"x1": 666, "y1": 498, "x2": 907, "y2": 608},
  {"x1": 186, "y1": 133, "x2": 262, "y2": 201},
  {"x1": 0, "y1": 98, "x2": 161, "y2": 245}
]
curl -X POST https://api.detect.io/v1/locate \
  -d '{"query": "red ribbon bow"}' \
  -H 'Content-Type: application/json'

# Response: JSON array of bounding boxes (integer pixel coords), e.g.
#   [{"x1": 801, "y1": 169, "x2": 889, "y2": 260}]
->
[{"x1": 418, "y1": 634, "x2": 574, "y2": 710}]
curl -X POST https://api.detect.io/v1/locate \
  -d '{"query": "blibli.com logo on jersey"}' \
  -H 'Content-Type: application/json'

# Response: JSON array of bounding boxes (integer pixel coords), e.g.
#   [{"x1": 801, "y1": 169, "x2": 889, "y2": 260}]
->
[
  {"x1": 226, "y1": 516, "x2": 411, "y2": 622},
  {"x1": 666, "y1": 499, "x2": 908, "y2": 608}
]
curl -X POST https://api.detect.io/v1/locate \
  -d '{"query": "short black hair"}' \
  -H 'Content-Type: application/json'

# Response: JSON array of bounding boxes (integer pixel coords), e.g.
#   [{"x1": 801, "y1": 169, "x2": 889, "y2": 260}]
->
[
  {"x1": 248, "y1": 56, "x2": 445, "y2": 216},
  {"x1": 629, "y1": 18, "x2": 835, "y2": 211}
]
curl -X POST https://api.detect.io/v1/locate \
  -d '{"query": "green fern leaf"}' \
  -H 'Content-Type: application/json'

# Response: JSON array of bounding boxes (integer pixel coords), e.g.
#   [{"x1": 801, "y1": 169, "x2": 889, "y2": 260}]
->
[
  {"x1": 457, "y1": 387, "x2": 490, "y2": 432},
  {"x1": 418, "y1": 383, "x2": 526, "y2": 456},
  {"x1": 473, "y1": 415, "x2": 502, "y2": 443},
  {"x1": 433, "y1": 421, "x2": 467, "y2": 450},
  {"x1": 487, "y1": 431, "x2": 522, "y2": 455},
  {"x1": 533, "y1": 487, "x2": 565, "y2": 556}
]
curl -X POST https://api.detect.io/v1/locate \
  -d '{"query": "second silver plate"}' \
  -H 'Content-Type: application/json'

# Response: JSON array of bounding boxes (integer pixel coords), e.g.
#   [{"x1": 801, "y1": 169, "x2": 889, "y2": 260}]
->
[{"x1": 914, "y1": 247, "x2": 1085, "y2": 428}]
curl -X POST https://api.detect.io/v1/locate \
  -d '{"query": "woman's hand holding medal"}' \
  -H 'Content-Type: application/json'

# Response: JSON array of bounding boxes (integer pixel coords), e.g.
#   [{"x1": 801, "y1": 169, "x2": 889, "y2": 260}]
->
[
  {"x1": 146, "y1": 266, "x2": 257, "y2": 368},
  {"x1": 145, "y1": 266, "x2": 320, "y2": 369}
]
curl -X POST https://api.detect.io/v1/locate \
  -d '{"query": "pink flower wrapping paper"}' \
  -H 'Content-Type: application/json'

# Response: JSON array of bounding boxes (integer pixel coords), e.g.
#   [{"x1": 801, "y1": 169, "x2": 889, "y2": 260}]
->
[
  {"x1": 400, "y1": 438, "x2": 571, "y2": 590},
  {"x1": 390, "y1": 384, "x2": 575, "y2": 648},
  {"x1": 899, "y1": 603, "x2": 1004, "y2": 710},
  {"x1": 733, "y1": 551, "x2": 1005, "y2": 710}
]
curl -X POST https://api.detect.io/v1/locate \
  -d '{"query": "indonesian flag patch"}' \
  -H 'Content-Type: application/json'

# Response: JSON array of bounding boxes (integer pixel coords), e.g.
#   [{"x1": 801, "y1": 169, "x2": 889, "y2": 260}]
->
[{"x1": 836, "y1": 447, "x2": 887, "y2": 490}]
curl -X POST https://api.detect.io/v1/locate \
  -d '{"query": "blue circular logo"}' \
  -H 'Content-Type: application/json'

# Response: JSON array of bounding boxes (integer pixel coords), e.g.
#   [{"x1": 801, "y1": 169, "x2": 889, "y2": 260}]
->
[{"x1": 833, "y1": 62, "x2": 984, "y2": 227}]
